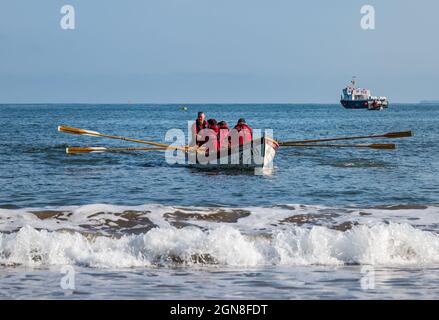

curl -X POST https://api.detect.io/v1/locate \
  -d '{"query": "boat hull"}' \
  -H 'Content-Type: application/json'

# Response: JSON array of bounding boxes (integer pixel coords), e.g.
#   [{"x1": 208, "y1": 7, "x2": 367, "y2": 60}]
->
[
  {"x1": 189, "y1": 137, "x2": 278, "y2": 171},
  {"x1": 340, "y1": 100, "x2": 371, "y2": 109},
  {"x1": 341, "y1": 99, "x2": 389, "y2": 109}
]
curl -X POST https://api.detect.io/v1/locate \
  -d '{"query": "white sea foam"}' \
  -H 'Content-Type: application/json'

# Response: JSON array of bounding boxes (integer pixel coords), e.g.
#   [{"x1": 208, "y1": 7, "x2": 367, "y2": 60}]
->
[
  {"x1": 2, "y1": 203, "x2": 439, "y2": 268},
  {"x1": 1, "y1": 203, "x2": 437, "y2": 234},
  {"x1": 2, "y1": 223, "x2": 439, "y2": 268}
]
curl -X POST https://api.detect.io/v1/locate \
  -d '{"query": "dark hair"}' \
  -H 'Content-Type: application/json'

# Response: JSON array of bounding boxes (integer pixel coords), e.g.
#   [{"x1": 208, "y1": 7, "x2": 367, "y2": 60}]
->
[
  {"x1": 237, "y1": 118, "x2": 246, "y2": 124},
  {"x1": 207, "y1": 119, "x2": 217, "y2": 126},
  {"x1": 218, "y1": 121, "x2": 228, "y2": 127},
  {"x1": 197, "y1": 111, "x2": 205, "y2": 117}
]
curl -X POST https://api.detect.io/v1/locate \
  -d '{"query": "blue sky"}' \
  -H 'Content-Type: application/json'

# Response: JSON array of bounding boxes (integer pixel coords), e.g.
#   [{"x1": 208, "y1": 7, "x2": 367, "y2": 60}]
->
[{"x1": 1, "y1": 0, "x2": 438, "y2": 103}]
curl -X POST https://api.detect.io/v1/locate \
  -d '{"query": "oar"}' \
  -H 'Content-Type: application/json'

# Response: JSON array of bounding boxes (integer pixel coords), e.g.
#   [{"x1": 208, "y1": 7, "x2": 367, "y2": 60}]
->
[
  {"x1": 278, "y1": 131, "x2": 412, "y2": 145},
  {"x1": 281, "y1": 143, "x2": 396, "y2": 149},
  {"x1": 66, "y1": 147, "x2": 168, "y2": 154},
  {"x1": 58, "y1": 125, "x2": 189, "y2": 152}
]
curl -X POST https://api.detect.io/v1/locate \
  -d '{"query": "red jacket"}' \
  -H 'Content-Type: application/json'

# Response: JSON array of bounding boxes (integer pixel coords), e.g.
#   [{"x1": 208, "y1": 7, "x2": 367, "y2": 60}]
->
[
  {"x1": 192, "y1": 119, "x2": 208, "y2": 146},
  {"x1": 230, "y1": 123, "x2": 253, "y2": 146},
  {"x1": 218, "y1": 125, "x2": 230, "y2": 149},
  {"x1": 194, "y1": 119, "x2": 208, "y2": 134},
  {"x1": 199, "y1": 126, "x2": 220, "y2": 155}
]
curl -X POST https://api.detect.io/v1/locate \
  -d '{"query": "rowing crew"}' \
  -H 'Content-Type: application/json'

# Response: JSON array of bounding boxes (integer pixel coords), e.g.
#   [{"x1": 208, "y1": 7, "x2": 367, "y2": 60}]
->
[{"x1": 191, "y1": 111, "x2": 253, "y2": 152}]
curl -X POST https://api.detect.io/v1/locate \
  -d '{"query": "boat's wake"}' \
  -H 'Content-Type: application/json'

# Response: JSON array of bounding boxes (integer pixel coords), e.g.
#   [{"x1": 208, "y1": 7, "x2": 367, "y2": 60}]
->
[{"x1": 1, "y1": 203, "x2": 439, "y2": 268}]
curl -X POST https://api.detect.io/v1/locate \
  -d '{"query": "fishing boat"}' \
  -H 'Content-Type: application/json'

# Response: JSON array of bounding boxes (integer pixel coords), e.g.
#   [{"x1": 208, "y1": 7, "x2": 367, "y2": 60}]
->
[
  {"x1": 189, "y1": 137, "x2": 279, "y2": 170},
  {"x1": 340, "y1": 77, "x2": 389, "y2": 109}
]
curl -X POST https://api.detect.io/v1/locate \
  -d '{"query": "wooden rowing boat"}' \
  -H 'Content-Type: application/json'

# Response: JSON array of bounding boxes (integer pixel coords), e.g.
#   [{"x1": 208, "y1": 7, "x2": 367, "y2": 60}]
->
[
  {"x1": 58, "y1": 126, "x2": 412, "y2": 173},
  {"x1": 188, "y1": 137, "x2": 279, "y2": 171}
]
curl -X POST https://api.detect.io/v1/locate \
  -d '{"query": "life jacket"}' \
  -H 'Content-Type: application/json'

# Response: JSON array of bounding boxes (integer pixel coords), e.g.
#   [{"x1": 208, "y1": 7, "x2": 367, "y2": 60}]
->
[
  {"x1": 192, "y1": 119, "x2": 208, "y2": 134},
  {"x1": 198, "y1": 125, "x2": 220, "y2": 153},
  {"x1": 207, "y1": 125, "x2": 220, "y2": 152},
  {"x1": 218, "y1": 124, "x2": 230, "y2": 149},
  {"x1": 195, "y1": 119, "x2": 208, "y2": 134},
  {"x1": 192, "y1": 119, "x2": 208, "y2": 146},
  {"x1": 230, "y1": 123, "x2": 253, "y2": 146}
]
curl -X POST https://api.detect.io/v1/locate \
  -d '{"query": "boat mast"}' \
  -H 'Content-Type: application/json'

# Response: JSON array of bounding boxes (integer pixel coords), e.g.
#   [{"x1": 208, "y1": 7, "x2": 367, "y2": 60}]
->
[{"x1": 351, "y1": 76, "x2": 357, "y2": 88}]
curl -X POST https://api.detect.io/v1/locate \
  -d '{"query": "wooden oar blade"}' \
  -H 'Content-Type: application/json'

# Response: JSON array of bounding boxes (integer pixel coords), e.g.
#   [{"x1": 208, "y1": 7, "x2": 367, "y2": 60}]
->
[
  {"x1": 58, "y1": 125, "x2": 101, "y2": 137},
  {"x1": 369, "y1": 143, "x2": 396, "y2": 149},
  {"x1": 383, "y1": 131, "x2": 413, "y2": 139},
  {"x1": 58, "y1": 125, "x2": 189, "y2": 151},
  {"x1": 66, "y1": 147, "x2": 107, "y2": 154},
  {"x1": 278, "y1": 130, "x2": 413, "y2": 145},
  {"x1": 280, "y1": 143, "x2": 396, "y2": 149}
]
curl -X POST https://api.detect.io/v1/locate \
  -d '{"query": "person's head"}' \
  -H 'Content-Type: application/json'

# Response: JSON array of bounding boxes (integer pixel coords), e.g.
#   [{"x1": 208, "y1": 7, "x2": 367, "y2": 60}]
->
[
  {"x1": 207, "y1": 118, "x2": 217, "y2": 128},
  {"x1": 237, "y1": 118, "x2": 246, "y2": 125},
  {"x1": 218, "y1": 121, "x2": 228, "y2": 129},
  {"x1": 197, "y1": 112, "x2": 205, "y2": 122}
]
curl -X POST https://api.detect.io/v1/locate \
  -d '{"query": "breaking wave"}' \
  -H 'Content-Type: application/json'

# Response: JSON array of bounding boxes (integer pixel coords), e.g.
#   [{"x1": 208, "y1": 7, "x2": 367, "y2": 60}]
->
[{"x1": 1, "y1": 223, "x2": 439, "y2": 268}]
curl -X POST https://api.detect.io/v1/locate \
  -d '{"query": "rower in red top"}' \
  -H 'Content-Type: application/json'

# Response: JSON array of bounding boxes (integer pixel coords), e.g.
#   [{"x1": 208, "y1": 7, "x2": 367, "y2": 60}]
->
[
  {"x1": 217, "y1": 121, "x2": 230, "y2": 149},
  {"x1": 230, "y1": 118, "x2": 253, "y2": 147},
  {"x1": 206, "y1": 119, "x2": 220, "y2": 152},
  {"x1": 197, "y1": 118, "x2": 220, "y2": 157},
  {"x1": 191, "y1": 111, "x2": 208, "y2": 146}
]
